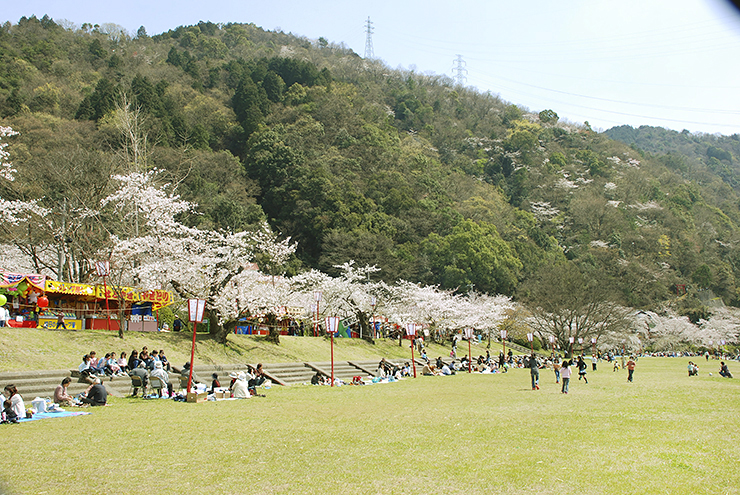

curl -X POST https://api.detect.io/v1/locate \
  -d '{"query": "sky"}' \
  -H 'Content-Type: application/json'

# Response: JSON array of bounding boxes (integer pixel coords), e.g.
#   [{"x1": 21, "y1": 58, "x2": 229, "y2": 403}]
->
[{"x1": 3, "y1": 0, "x2": 740, "y2": 135}]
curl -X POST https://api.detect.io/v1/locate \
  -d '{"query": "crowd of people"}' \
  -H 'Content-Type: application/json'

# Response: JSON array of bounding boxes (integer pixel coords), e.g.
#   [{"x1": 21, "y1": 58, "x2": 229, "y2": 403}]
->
[{"x1": 2, "y1": 338, "x2": 737, "y2": 423}]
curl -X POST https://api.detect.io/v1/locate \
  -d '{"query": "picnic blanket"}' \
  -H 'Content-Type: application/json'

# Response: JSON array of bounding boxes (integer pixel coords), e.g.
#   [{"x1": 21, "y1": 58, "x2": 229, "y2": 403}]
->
[{"x1": 19, "y1": 410, "x2": 91, "y2": 422}]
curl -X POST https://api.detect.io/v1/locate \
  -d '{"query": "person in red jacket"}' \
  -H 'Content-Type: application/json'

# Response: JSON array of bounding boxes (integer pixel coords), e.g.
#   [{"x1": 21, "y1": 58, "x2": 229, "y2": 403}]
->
[{"x1": 626, "y1": 357, "x2": 636, "y2": 382}]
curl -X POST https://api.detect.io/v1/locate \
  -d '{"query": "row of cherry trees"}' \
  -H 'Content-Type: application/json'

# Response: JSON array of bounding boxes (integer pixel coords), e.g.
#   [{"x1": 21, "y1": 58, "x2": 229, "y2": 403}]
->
[{"x1": 1, "y1": 124, "x2": 738, "y2": 350}]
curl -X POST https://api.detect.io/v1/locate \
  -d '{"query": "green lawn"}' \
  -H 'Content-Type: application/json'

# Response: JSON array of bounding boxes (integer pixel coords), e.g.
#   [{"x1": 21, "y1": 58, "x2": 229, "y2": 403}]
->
[{"x1": 1, "y1": 356, "x2": 738, "y2": 494}]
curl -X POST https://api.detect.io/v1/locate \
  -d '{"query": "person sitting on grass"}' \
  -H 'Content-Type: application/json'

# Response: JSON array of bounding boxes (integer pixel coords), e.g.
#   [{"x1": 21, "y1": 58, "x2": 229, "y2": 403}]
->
[
  {"x1": 54, "y1": 377, "x2": 77, "y2": 407},
  {"x1": 80, "y1": 378, "x2": 107, "y2": 406},
  {"x1": 688, "y1": 361, "x2": 699, "y2": 376},
  {"x1": 311, "y1": 371, "x2": 329, "y2": 385},
  {"x1": 231, "y1": 372, "x2": 251, "y2": 398},
  {"x1": 441, "y1": 362, "x2": 454, "y2": 375},
  {"x1": 210, "y1": 373, "x2": 220, "y2": 394},
  {"x1": 719, "y1": 361, "x2": 733, "y2": 378},
  {"x1": 248, "y1": 364, "x2": 267, "y2": 396},
  {"x1": 2, "y1": 385, "x2": 25, "y2": 419},
  {"x1": 1, "y1": 399, "x2": 19, "y2": 424}
]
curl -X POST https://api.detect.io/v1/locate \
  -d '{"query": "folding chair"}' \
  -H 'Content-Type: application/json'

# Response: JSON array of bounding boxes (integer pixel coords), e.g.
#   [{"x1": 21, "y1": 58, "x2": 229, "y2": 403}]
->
[
  {"x1": 129, "y1": 375, "x2": 146, "y2": 396},
  {"x1": 149, "y1": 376, "x2": 165, "y2": 397}
]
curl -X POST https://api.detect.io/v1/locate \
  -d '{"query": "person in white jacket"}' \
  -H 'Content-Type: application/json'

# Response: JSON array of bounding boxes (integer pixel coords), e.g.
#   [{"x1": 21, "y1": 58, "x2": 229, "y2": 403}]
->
[{"x1": 231, "y1": 372, "x2": 251, "y2": 399}]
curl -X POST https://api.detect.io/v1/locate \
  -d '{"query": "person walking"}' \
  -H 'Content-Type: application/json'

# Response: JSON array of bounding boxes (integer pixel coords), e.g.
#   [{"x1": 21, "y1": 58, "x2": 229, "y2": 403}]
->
[
  {"x1": 561, "y1": 360, "x2": 572, "y2": 394},
  {"x1": 626, "y1": 356, "x2": 636, "y2": 382},
  {"x1": 553, "y1": 356, "x2": 561, "y2": 383},
  {"x1": 529, "y1": 353, "x2": 540, "y2": 390},
  {"x1": 577, "y1": 356, "x2": 588, "y2": 384},
  {"x1": 55, "y1": 311, "x2": 67, "y2": 330}
]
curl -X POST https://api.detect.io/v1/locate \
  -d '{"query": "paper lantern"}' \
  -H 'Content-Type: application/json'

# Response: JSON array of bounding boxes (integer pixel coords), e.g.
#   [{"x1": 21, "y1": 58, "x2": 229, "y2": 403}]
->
[
  {"x1": 0, "y1": 294, "x2": 6, "y2": 306},
  {"x1": 37, "y1": 296, "x2": 49, "y2": 308}
]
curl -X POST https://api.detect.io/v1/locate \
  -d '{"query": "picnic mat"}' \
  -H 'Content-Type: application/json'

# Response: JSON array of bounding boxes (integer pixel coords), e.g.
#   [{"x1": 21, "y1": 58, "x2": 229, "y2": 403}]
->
[{"x1": 19, "y1": 410, "x2": 91, "y2": 422}]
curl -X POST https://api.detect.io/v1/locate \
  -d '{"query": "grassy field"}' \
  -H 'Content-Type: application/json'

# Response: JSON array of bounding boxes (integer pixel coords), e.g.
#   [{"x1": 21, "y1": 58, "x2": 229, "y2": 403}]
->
[{"x1": 1, "y1": 355, "x2": 738, "y2": 494}]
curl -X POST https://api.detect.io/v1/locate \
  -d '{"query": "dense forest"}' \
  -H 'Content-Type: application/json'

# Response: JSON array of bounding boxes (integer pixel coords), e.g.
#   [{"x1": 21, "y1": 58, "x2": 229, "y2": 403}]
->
[{"x1": 2, "y1": 15, "x2": 740, "y2": 323}]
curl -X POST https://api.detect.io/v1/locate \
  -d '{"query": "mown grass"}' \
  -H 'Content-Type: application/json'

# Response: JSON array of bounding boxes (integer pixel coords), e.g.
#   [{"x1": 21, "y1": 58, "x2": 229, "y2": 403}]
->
[{"x1": 1, "y1": 356, "x2": 738, "y2": 494}]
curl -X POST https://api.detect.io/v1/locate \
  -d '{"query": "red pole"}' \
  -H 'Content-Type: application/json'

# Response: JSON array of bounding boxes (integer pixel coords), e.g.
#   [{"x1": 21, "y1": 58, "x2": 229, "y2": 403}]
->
[
  {"x1": 103, "y1": 274, "x2": 111, "y2": 332},
  {"x1": 187, "y1": 321, "x2": 198, "y2": 393},
  {"x1": 330, "y1": 331, "x2": 335, "y2": 387},
  {"x1": 315, "y1": 301, "x2": 319, "y2": 337},
  {"x1": 411, "y1": 337, "x2": 417, "y2": 378},
  {"x1": 468, "y1": 339, "x2": 472, "y2": 373}
]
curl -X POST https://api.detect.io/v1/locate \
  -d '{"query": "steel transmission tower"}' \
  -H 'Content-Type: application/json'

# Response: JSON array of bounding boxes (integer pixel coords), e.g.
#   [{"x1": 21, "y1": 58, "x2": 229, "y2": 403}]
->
[
  {"x1": 364, "y1": 17, "x2": 375, "y2": 59},
  {"x1": 452, "y1": 54, "x2": 467, "y2": 86}
]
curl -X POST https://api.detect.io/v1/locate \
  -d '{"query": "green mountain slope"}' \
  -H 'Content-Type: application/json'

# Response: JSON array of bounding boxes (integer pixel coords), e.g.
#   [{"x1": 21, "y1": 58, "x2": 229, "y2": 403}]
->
[{"x1": 2, "y1": 15, "x2": 740, "y2": 316}]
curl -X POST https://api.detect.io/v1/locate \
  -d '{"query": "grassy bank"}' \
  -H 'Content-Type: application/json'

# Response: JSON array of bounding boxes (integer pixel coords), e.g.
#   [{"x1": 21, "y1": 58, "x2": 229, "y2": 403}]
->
[
  {"x1": 0, "y1": 326, "x2": 502, "y2": 371},
  {"x1": 0, "y1": 356, "x2": 738, "y2": 494}
]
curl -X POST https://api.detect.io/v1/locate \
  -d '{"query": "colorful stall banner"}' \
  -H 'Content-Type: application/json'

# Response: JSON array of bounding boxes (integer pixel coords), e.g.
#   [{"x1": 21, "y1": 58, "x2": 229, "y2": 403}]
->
[
  {"x1": 45, "y1": 280, "x2": 96, "y2": 297},
  {"x1": 138, "y1": 289, "x2": 173, "y2": 310},
  {"x1": 95, "y1": 285, "x2": 139, "y2": 302},
  {"x1": 1, "y1": 272, "x2": 46, "y2": 292}
]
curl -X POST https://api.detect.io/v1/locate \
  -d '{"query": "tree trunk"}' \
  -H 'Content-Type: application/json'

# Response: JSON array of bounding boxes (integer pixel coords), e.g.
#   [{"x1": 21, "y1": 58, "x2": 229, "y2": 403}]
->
[
  {"x1": 356, "y1": 310, "x2": 375, "y2": 344},
  {"x1": 208, "y1": 309, "x2": 231, "y2": 345},
  {"x1": 266, "y1": 313, "x2": 280, "y2": 344}
]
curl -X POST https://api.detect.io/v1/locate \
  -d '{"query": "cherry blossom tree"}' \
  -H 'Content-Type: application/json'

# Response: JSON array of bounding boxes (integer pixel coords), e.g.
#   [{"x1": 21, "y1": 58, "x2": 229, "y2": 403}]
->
[
  {"x1": 292, "y1": 261, "x2": 391, "y2": 342},
  {"x1": 384, "y1": 281, "x2": 460, "y2": 344},
  {"x1": 103, "y1": 169, "x2": 296, "y2": 343},
  {"x1": 455, "y1": 292, "x2": 515, "y2": 346},
  {"x1": 0, "y1": 126, "x2": 48, "y2": 231},
  {"x1": 214, "y1": 268, "x2": 302, "y2": 344}
]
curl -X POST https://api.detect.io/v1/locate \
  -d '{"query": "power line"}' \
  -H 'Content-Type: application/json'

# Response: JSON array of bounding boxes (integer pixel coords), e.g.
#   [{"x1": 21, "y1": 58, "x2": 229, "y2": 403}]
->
[
  {"x1": 364, "y1": 17, "x2": 374, "y2": 59},
  {"x1": 452, "y1": 54, "x2": 468, "y2": 87}
]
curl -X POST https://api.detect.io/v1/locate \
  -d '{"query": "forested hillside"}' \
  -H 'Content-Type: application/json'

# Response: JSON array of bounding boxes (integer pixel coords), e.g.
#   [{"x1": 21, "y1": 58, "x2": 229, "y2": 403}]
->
[{"x1": 3, "y1": 15, "x2": 740, "y2": 321}]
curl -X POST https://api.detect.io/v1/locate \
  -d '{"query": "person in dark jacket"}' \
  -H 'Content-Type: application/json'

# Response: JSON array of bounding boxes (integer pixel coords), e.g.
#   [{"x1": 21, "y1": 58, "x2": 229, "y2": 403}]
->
[
  {"x1": 577, "y1": 356, "x2": 588, "y2": 383},
  {"x1": 529, "y1": 354, "x2": 540, "y2": 390},
  {"x1": 81, "y1": 378, "x2": 107, "y2": 406}
]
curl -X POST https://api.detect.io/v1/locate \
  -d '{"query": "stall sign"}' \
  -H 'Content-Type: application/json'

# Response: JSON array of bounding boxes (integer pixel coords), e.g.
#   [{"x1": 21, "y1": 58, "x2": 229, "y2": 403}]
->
[
  {"x1": 45, "y1": 280, "x2": 96, "y2": 297},
  {"x1": 38, "y1": 317, "x2": 82, "y2": 330},
  {"x1": 139, "y1": 289, "x2": 173, "y2": 309},
  {"x1": 286, "y1": 306, "x2": 303, "y2": 316},
  {"x1": 95, "y1": 285, "x2": 139, "y2": 302}
]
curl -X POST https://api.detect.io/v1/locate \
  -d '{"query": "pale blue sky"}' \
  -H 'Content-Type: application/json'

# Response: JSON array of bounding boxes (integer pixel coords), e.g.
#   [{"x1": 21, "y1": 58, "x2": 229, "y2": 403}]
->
[{"x1": 3, "y1": 0, "x2": 740, "y2": 135}]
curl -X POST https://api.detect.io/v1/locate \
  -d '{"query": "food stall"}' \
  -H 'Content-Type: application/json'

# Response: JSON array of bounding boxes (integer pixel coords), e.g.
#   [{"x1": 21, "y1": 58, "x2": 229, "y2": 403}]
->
[
  {"x1": 1, "y1": 272, "x2": 49, "y2": 327},
  {"x1": 41, "y1": 280, "x2": 96, "y2": 330},
  {"x1": 0, "y1": 271, "x2": 173, "y2": 331}
]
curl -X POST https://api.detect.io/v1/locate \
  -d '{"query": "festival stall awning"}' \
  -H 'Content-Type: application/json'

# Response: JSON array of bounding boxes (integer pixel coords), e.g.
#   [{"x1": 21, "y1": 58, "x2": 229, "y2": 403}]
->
[
  {"x1": 1, "y1": 272, "x2": 46, "y2": 293},
  {"x1": 43, "y1": 280, "x2": 173, "y2": 310},
  {"x1": 45, "y1": 280, "x2": 97, "y2": 299}
]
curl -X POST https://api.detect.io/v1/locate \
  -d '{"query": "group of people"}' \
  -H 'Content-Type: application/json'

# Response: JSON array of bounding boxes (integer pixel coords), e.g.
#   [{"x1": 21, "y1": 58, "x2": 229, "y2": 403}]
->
[
  {"x1": 200, "y1": 364, "x2": 268, "y2": 398},
  {"x1": 76, "y1": 346, "x2": 172, "y2": 386}
]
